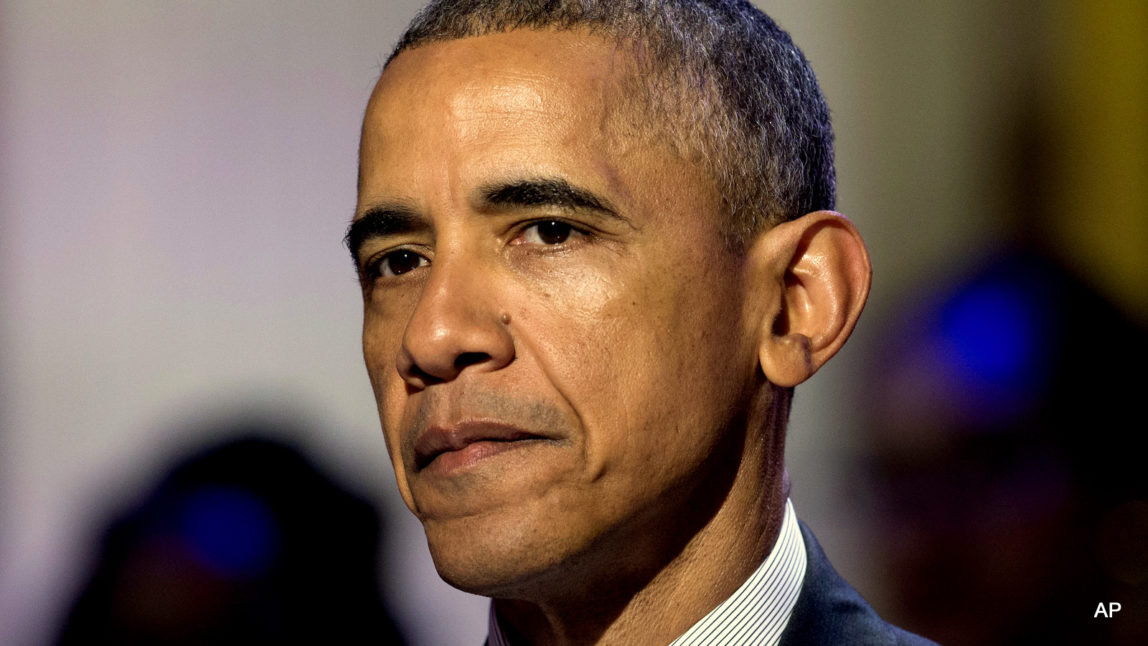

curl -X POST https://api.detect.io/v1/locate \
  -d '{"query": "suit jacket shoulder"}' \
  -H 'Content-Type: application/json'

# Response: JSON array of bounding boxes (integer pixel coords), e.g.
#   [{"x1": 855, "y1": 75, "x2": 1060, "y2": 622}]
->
[{"x1": 779, "y1": 522, "x2": 939, "y2": 646}]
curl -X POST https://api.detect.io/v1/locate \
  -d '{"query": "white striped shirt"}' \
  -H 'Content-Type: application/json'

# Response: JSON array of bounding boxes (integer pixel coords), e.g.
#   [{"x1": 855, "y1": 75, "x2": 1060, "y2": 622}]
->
[{"x1": 487, "y1": 499, "x2": 807, "y2": 646}]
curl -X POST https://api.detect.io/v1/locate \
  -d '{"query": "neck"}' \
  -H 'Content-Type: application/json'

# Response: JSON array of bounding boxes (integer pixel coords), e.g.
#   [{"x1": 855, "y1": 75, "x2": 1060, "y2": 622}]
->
[{"x1": 494, "y1": 393, "x2": 789, "y2": 646}]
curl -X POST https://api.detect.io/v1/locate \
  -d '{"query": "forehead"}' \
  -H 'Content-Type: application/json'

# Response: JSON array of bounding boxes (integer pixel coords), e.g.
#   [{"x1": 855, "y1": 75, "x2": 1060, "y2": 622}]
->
[
  {"x1": 368, "y1": 29, "x2": 632, "y2": 126},
  {"x1": 361, "y1": 31, "x2": 652, "y2": 195},
  {"x1": 357, "y1": 28, "x2": 720, "y2": 240},
  {"x1": 376, "y1": 28, "x2": 629, "y2": 106}
]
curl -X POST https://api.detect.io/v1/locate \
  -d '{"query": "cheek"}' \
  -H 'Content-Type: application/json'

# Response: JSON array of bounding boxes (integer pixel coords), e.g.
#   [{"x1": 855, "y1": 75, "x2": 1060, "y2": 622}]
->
[
  {"x1": 362, "y1": 316, "x2": 395, "y2": 399},
  {"x1": 361, "y1": 304, "x2": 413, "y2": 441},
  {"x1": 362, "y1": 306, "x2": 424, "y2": 513},
  {"x1": 515, "y1": 260, "x2": 630, "y2": 382},
  {"x1": 520, "y1": 254, "x2": 744, "y2": 476}
]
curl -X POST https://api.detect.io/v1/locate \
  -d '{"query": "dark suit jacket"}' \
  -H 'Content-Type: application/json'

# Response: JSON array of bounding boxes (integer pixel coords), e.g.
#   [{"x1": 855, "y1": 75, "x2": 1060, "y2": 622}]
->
[{"x1": 779, "y1": 522, "x2": 939, "y2": 645}]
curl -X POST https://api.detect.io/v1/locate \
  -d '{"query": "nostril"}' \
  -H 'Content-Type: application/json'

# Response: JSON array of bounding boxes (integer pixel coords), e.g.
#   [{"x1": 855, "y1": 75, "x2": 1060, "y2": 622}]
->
[
  {"x1": 454, "y1": 352, "x2": 492, "y2": 371},
  {"x1": 408, "y1": 363, "x2": 446, "y2": 386}
]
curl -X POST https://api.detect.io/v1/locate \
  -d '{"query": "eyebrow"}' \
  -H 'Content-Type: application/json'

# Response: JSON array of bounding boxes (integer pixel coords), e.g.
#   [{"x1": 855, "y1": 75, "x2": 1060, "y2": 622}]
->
[
  {"x1": 477, "y1": 177, "x2": 620, "y2": 217},
  {"x1": 344, "y1": 178, "x2": 631, "y2": 263},
  {"x1": 344, "y1": 202, "x2": 426, "y2": 264}
]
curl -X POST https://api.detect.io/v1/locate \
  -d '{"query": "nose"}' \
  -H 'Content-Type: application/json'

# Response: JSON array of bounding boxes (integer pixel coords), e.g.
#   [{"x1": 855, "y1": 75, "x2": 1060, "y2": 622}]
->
[{"x1": 397, "y1": 254, "x2": 515, "y2": 387}]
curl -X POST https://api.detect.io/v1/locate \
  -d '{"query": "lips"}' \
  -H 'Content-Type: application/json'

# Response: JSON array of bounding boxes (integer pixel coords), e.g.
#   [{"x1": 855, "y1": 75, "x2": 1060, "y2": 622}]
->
[{"x1": 413, "y1": 420, "x2": 546, "y2": 472}]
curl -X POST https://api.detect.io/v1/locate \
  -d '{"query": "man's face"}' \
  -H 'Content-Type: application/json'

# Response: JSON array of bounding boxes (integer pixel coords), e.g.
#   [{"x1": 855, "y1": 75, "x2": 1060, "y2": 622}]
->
[{"x1": 353, "y1": 29, "x2": 764, "y2": 594}]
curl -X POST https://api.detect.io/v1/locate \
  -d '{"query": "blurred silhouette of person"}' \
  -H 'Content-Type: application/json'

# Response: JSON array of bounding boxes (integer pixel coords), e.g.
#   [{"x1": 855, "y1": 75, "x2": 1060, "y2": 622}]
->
[
  {"x1": 57, "y1": 423, "x2": 407, "y2": 645},
  {"x1": 862, "y1": 247, "x2": 1148, "y2": 646}
]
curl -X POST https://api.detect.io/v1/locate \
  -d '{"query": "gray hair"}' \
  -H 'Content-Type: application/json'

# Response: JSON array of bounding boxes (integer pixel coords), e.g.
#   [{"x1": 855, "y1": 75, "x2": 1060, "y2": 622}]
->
[{"x1": 387, "y1": 0, "x2": 835, "y2": 244}]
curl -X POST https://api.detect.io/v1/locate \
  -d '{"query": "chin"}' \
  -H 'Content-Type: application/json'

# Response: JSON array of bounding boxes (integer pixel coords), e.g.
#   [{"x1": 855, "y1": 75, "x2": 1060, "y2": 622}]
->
[{"x1": 421, "y1": 512, "x2": 590, "y2": 598}]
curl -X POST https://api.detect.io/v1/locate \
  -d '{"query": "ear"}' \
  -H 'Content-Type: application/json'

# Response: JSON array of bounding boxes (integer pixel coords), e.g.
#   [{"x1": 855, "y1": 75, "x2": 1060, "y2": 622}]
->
[{"x1": 747, "y1": 211, "x2": 872, "y2": 388}]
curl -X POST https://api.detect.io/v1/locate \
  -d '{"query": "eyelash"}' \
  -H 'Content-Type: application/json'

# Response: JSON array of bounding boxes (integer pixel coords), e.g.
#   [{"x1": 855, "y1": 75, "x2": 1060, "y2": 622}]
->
[
  {"x1": 362, "y1": 219, "x2": 592, "y2": 282},
  {"x1": 363, "y1": 247, "x2": 428, "y2": 280},
  {"x1": 510, "y1": 219, "x2": 590, "y2": 248}
]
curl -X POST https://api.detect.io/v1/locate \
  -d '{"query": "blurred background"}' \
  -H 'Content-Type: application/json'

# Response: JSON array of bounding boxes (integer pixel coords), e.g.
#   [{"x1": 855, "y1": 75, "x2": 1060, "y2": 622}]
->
[{"x1": 1, "y1": 1, "x2": 1144, "y2": 644}]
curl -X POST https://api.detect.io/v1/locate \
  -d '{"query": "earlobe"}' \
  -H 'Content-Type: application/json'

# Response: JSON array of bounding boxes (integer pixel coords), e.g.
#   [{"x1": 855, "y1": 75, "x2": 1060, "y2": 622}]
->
[{"x1": 750, "y1": 211, "x2": 872, "y2": 388}]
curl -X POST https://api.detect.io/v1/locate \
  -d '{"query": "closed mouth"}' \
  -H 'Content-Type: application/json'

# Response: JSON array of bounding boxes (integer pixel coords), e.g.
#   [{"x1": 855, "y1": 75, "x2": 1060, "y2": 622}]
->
[{"x1": 414, "y1": 421, "x2": 546, "y2": 471}]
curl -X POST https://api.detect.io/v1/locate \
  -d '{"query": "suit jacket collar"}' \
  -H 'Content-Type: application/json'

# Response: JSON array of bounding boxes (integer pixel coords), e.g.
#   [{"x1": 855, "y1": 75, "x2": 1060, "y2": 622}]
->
[{"x1": 779, "y1": 521, "x2": 938, "y2": 646}]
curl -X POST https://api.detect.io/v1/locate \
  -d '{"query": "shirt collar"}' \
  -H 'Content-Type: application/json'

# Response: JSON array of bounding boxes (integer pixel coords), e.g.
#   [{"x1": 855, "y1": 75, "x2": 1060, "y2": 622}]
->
[{"x1": 488, "y1": 499, "x2": 807, "y2": 646}]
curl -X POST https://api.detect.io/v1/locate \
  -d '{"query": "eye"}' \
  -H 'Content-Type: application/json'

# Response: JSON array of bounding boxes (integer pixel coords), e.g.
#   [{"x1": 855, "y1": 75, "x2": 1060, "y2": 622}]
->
[
  {"x1": 519, "y1": 220, "x2": 577, "y2": 245},
  {"x1": 368, "y1": 249, "x2": 429, "y2": 279}
]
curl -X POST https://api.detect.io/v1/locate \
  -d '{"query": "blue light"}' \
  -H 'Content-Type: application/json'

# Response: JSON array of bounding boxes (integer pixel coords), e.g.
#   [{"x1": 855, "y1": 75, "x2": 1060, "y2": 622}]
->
[
  {"x1": 937, "y1": 279, "x2": 1045, "y2": 390},
  {"x1": 179, "y1": 485, "x2": 278, "y2": 579}
]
